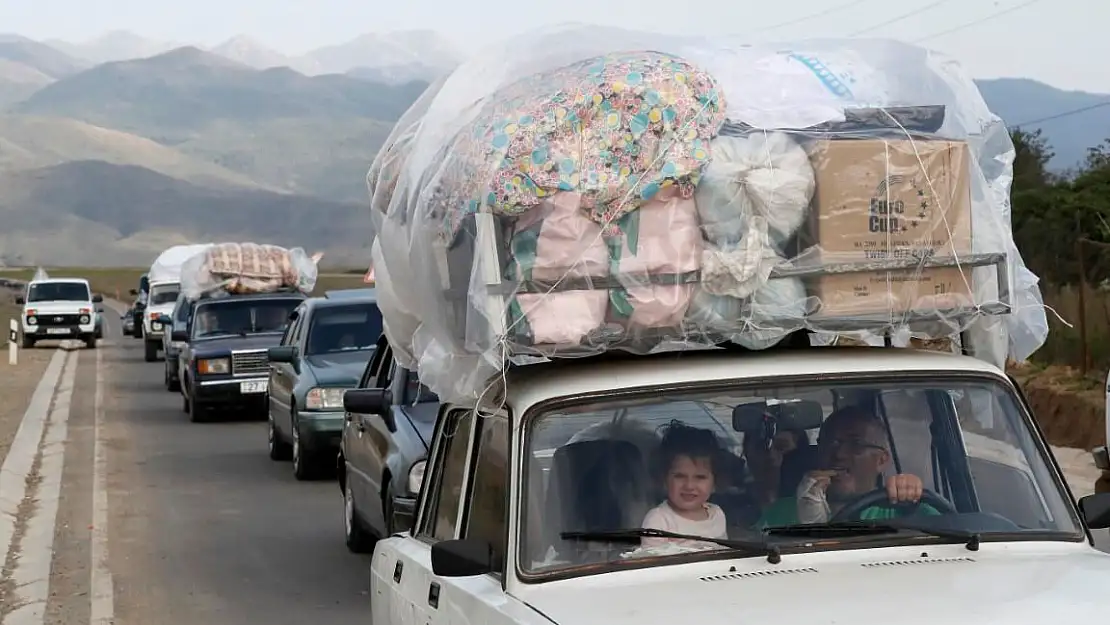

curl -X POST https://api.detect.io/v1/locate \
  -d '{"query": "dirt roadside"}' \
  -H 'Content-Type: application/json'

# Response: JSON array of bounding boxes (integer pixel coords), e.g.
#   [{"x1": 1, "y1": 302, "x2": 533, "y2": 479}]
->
[{"x1": 0, "y1": 289, "x2": 54, "y2": 468}]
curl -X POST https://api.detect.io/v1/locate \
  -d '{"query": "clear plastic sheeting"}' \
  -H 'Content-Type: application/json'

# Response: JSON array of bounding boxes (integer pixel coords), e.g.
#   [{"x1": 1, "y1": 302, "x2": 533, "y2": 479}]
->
[
  {"x1": 180, "y1": 242, "x2": 318, "y2": 300},
  {"x1": 366, "y1": 25, "x2": 1048, "y2": 404},
  {"x1": 148, "y1": 244, "x2": 213, "y2": 284}
]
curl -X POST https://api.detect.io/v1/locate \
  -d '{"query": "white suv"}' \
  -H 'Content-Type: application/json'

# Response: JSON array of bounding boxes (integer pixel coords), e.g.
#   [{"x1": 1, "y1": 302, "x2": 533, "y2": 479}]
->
[
  {"x1": 142, "y1": 280, "x2": 182, "y2": 362},
  {"x1": 17, "y1": 278, "x2": 102, "y2": 349}
]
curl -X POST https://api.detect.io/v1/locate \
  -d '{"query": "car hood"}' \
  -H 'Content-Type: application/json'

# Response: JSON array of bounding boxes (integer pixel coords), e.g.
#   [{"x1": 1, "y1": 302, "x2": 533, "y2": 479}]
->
[
  {"x1": 190, "y1": 333, "x2": 284, "y2": 356},
  {"x1": 518, "y1": 543, "x2": 1110, "y2": 625},
  {"x1": 304, "y1": 350, "x2": 374, "y2": 386},
  {"x1": 24, "y1": 301, "x2": 92, "y2": 312}
]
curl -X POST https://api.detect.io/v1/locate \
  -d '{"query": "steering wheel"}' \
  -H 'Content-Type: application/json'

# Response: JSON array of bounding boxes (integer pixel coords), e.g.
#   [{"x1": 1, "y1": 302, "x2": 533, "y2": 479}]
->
[{"x1": 830, "y1": 487, "x2": 957, "y2": 523}]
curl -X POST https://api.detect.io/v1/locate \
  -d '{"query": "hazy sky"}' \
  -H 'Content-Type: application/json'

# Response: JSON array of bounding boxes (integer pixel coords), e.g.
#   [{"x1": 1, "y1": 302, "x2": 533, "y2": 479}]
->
[{"x1": 1, "y1": 0, "x2": 1099, "y2": 91}]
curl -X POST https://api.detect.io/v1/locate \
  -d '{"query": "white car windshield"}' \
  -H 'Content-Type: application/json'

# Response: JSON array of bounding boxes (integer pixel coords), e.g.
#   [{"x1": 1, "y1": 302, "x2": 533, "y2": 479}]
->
[
  {"x1": 149, "y1": 283, "x2": 180, "y2": 306},
  {"x1": 27, "y1": 282, "x2": 90, "y2": 302},
  {"x1": 520, "y1": 377, "x2": 1081, "y2": 576}
]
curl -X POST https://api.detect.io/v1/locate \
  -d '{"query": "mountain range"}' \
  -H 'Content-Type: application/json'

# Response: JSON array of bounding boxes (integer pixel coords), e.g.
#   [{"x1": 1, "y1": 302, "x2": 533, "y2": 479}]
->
[{"x1": 0, "y1": 30, "x2": 1106, "y2": 266}]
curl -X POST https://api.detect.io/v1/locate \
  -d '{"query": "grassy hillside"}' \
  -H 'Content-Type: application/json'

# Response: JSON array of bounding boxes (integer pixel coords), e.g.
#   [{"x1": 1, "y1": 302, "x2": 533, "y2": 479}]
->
[
  {"x1": 0, "y1": 114, "x2": 270, "y2": 190},
  {"x1": 0, "y1": 161, "x2": 372, "y2": 266}
]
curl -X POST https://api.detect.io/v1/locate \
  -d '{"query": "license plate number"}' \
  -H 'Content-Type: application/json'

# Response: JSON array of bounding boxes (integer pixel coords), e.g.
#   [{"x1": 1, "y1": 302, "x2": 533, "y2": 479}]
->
[
  {"x1": 46, "y1": 328, "x2": 71, "y2": 335},
  {"x1": 240, "y1": 380, "x2": 268, "y2": 394}
]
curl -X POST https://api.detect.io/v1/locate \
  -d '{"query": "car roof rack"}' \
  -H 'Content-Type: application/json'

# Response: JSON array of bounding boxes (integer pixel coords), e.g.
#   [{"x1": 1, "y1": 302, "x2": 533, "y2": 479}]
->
[{"x1": 192, "y1": 285, "x2": 307, "y2": 301}]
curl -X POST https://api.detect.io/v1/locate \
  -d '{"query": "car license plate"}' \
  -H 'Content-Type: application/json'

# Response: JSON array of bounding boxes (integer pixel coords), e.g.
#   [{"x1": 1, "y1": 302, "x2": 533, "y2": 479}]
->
[
  {"x1": 46, "y1": 328, "x2": 71, "y2": 335},
  {"x1": 240, "y1": 380, "x2": 268, "y2": 394}
]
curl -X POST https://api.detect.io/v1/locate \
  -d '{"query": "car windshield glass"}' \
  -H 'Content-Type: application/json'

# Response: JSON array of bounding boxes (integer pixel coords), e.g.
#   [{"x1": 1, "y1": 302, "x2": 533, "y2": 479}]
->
[
  {"x1": 27, "y1": 282, "x2": 90, "y2": 302},
  {"x1": 304, "y1": 303, "x2": 382, "y2": 355},
  {"x1": 520, "y1": 377, "x2": 1080, "y2": 576},
  {"x1": 173, "y1": 296, "x2": 190, "y2": 324},
  {"x1": 192, "y1": 298, "x2": 299, "y2": 338},
  {"x1": 149, "y1": 284, "x2": 180, "y2": 306}
]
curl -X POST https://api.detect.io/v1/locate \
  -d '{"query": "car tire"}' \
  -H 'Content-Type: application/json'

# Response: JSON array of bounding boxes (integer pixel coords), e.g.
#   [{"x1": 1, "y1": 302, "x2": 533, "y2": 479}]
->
[
  {"x1": 144, "y1": 341, "x2": 158, "y2": 362},
  {"x1": 165, "y1": 365, "x2": 181, "y2": 392},
  {"x1": 268, "y1": 412, "x2": 292, "y2": 461},
  {"x1": 84, "y1": 335, "x2": 97, "y2": 349},
  {"x1": 344, "y1": 478, "x2": 375, "y2": 554},
  {"x1": 21, "y1": 335, "x2": 34, "y2": 349},
  {"x1": 291, "y1": 413, "x2": 319, "y2": 481}
]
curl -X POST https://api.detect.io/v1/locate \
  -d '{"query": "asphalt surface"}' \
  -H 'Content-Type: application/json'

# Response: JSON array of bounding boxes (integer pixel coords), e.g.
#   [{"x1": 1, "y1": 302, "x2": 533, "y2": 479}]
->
[{"x1": 22, "y1": 307, "x2": 374, "y2": 625}]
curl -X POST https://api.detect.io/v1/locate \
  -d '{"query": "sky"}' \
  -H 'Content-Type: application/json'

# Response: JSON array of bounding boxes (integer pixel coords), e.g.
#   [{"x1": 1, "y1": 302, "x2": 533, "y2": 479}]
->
[{"x1": 0, "y1": 0, "x2": 1100, "y2": 92}]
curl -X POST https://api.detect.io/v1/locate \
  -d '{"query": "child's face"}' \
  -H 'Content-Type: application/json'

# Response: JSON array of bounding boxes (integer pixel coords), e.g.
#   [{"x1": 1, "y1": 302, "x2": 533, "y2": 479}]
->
[{"x1": 665, "y1": 454, "x2": 715, "y2": 513}]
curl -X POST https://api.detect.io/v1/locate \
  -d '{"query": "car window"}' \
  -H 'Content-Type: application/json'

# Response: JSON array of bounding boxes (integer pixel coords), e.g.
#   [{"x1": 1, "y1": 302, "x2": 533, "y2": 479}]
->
[
  {"x1": 149, "y1": 283, "x2": 180, "y2": 306},
  {"x1": 280, "y1": 311, "x2": 302, "y2": 347},
  {"x1": 519, "y1": 377, "x2": 1081, "y2": 578},
  {"x1": 27, "y1": 281, "x2": 90, "y2": 302},
  {"x1": 465, "y1": 415, "x2": 509, "y2": 571},
  {"x1": 373, "y1": 347, "x2": 395, "y2": 389},
  {"x1": 420, "y1": 409, "x2": 476, "y2": 542},
  {"x1": 191, "y1": 298, "x2": 301, "y2": 338},
  {"x1": 172, "y1": 296, "x2": 190, "y2": 326},
  {"x1": 304, "y1": 303, "x2": 382, "y2": 355},
  {"x1": 403, "y1": 369, "x2": 438, "y2": 405}
]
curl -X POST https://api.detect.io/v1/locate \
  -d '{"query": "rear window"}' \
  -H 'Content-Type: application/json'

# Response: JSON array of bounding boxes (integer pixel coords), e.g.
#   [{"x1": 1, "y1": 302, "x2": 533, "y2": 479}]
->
[{"x1": 305, "y1": 303, "x2": 383, "y2": 355}]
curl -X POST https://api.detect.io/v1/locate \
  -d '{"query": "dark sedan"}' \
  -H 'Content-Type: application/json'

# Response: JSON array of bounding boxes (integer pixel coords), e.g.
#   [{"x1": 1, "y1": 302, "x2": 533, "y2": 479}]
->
[
  {"x1": 174, "y1": 291, "x2": 305, "y2": 423},
  {"x1": 338, "y1": 333, "x2": 438, "y2": 552},
  {"x1": 266, "y1": 291, "x2": 382, "y2": 480}
]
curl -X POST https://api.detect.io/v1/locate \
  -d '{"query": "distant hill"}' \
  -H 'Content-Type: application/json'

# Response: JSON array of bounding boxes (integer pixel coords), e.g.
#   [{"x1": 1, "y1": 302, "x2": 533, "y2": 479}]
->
[
  {"x1": 0, "y1": 161, "x2": 371, "y2": 266},
  {"x1": 976, "y1": 78, "x2": 1110, "y2": 172},
  {"x1": 13, "y1": 47, "x2": 428, "y2": 140}
]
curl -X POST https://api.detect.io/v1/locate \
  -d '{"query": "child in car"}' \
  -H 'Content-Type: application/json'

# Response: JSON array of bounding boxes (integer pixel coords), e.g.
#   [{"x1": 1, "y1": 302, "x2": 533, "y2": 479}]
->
[{"x1": 641, "y1": 421, "x2": 729, "y2": 548}]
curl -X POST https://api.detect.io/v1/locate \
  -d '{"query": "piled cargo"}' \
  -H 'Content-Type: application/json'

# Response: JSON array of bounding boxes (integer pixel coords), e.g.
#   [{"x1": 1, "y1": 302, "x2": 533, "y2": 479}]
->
[
  {"x1": 180, "y1": 242, "x2": 319, "y2": 299},
  {"x1": 366, "y1": 27, "x2": 1050, "y2": 403},
  {"x1": 149, "y1": 244, "x2": 214, "y2": 284}
]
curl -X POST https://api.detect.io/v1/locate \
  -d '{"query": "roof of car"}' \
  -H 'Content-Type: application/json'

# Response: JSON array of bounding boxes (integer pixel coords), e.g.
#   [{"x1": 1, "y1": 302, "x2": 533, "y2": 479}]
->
[
  {"x1": 29, "y1": 277, "x2": 90, "y2": 285},
  {"x1": 193, "y1": 289, "x2": 308, "y2": 304},
  {"x1": 493, "y1": 347, "x2": 1008, "y2": 415},
  {"x1": 323, "y1": 287, "x2": 377, "y2": 300}
]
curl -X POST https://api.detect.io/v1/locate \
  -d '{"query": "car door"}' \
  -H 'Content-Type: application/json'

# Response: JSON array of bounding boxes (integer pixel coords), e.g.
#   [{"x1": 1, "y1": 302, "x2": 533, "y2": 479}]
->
[
  {"x1": 347, "y1": 335, "x2": 393, "y2": 524},
  {"x1": 268, "y1": 307, "x2": 304, "y2": 437},
  {"x1": 354, "y1": 343, "x2": 397, "y2": 532},
  {"x1": 372, "y1": 406, "x2": 476, "y2": 625}
]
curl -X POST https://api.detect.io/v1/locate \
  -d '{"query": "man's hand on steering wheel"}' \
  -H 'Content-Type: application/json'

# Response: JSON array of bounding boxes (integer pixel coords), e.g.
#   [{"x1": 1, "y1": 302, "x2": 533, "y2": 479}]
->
[{"x1": 885, "y1": 473, "x2": 923, "y2": 504}]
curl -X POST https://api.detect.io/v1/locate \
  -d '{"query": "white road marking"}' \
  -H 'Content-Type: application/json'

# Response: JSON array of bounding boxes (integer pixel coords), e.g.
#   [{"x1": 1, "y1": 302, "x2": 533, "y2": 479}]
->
[
  {"x1": 0, "y1": 348, "x2": 67, "y2": 567},
  {"x1": 4, "y1": 346, "x2": 77, "y2": 624},
  {"x1": 90, "y1": 340, "x2": 114, "y2": 625}
]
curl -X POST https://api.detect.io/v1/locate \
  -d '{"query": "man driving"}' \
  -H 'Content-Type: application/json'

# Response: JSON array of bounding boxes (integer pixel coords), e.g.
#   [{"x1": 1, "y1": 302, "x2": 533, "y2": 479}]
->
[{"x1": 756, "y1": 404, "x2": 941, "y2": 527}]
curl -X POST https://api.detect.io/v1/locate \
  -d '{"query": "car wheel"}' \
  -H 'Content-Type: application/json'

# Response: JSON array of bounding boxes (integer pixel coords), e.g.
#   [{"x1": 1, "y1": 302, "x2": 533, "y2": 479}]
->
[
  {"x1": 344, "y1": 478, "x2": 374, "y2": 554},
  {"x1": 291, "y1": 415, "x2": 318, "y2": 481},
  {"x1": 21, "y1": 335, "x2": 34, "y2": 349},
  {"x1": 268, "y1": 412, "x2": 292, "y2": 461},
  {"x1": 85, "y1": 335, "x2": 97, "y2": 349},
  {"x1": 144, "y1": 341, "x2": 158, "y2": 362}
]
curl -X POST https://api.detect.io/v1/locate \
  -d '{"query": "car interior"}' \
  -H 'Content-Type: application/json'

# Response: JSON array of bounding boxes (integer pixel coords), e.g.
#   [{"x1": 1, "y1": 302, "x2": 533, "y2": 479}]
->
[{"x1": 522, "y1": 382, "x2": 1076, "y2": 568}]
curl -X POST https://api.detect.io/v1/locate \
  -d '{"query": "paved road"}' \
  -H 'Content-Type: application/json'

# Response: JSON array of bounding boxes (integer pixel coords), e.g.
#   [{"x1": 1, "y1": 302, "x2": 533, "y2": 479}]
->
[{"x1": 0, "y1": 308, "x2": 374, "y2": 625}]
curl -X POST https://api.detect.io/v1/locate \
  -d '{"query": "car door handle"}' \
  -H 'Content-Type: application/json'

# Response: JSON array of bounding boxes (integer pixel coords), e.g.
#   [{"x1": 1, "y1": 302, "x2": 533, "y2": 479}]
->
[
  {"x1": 392, "y1": 560, "x2": 403, "y2": 583},
  {"x1": 428, "y1": 582, "x2": 440, "y2": 609}
]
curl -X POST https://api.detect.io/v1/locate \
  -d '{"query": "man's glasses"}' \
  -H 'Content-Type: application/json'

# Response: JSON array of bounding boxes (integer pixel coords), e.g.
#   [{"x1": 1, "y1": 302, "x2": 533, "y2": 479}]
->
[{"x1": 820, "y1": 437, "x2": 886, "y2": 454}]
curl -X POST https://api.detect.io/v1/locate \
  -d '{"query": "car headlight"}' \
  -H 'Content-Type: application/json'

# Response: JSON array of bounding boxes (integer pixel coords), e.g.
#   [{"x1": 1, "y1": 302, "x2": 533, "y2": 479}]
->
[
  {"x1": 305, "y1": 387, "x2": 346, "y2": 410},
  {"x1": 197, "y1": 358, "x2": 230, "y2": 374},
  {"x1": 79, "y1": 315, "x2": 90, "y2": 324},
  {"x1": 151, "y1": 322, "x2": 162, "y2": 331},
  {"x1": 25, "y1": 316, "x2": 36, "y2": 325},
  {"x1": 407, "y1": 460, "x2": 426, "y2": 495}
]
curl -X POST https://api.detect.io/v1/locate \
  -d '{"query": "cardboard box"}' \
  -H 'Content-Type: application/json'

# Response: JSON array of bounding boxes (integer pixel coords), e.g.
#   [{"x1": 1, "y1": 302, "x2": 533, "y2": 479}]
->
[{"x1": 806, "y1": 138, "x2": 974, "y2": 317}]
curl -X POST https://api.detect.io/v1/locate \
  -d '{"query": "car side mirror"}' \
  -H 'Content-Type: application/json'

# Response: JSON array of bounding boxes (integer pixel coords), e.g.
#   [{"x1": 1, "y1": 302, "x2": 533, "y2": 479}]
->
[
  {"x1": 96, "y1": 307, "x2": 105, "y2": 313},
  {"x1": 92, "y1": 294, "x2": 103, "y2": 303},
  {"x1": 343, "y1": 388, "x2": 395, "y2": 432},
  {"x1": 431, "y1": 538, "x2": 495, "y2": 577},
  {"x1": 129, "y1": 289, "x2": 138, "y2": 296},
  {"x1": 171, "y1": 330, "x2": 188, "y2": 343},
  {"x1": 267, "y1": 345, "x2": 298, "y2": 364},
  {"x1": 1079, "y1": 493, "x2": 1110, "y2": 530},
  {"x1": 14, "y1": 296, "x2": 23, "y2": 305}
]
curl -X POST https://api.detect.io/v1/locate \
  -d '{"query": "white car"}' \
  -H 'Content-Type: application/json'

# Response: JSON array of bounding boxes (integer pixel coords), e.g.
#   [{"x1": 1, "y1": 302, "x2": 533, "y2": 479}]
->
[
  {"x1": 17, "y1": 278, "x2": 102, "y2": 349},
  {"x1": 142, "y1": 279, "x2": 182, "y2": 362},
  {"x1": 364, "y1": 347, "x2": 1110, "y2": 625}
]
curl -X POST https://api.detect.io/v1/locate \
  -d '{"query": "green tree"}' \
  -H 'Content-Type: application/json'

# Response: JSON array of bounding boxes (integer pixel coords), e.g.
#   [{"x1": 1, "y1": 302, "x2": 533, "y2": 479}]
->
[{"x1": 1010, "y1": 128, "x2": 1055, "y2": 191}]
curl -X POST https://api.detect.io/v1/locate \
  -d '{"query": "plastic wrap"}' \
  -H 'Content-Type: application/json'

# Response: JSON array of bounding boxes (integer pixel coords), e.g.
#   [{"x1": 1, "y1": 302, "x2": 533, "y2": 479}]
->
[
  {"x1": 367, "y1": 26, "x2": 1048, "y2": 404},
  {"x1": 148, "y1": 244, "x2": 214, "y2": 284},
  {"x1": 180, "y1": 242, "x2": 318, "y2": 300}
]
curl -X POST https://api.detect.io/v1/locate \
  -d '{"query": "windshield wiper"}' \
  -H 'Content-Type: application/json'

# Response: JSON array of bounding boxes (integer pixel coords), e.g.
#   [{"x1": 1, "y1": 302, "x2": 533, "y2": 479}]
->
[
  {"x1": 764, "y1": 520, "x2": 981, "y2": 551},
  {"x1": 560, "y1": 528, "x2": 784, "y2": 564}
]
